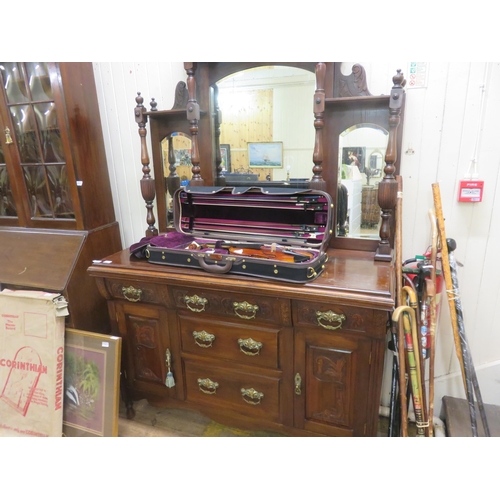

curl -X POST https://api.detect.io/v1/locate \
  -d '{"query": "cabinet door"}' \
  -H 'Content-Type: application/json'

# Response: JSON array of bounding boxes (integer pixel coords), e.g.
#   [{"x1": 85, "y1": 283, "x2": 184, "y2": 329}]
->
[
  {"x1": 0, "y1": 62, "x2": 82, "y2": 228},
  {"x1": 294, "y1": 328, "x2": 374, "y2": 436},
  {"x1": 115, "y1": 301, "x2": 178, "y2": 400}
]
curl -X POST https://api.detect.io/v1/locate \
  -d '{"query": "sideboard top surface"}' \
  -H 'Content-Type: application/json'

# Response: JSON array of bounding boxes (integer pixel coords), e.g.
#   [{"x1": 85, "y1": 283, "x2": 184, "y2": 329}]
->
[{"x1": 88, "y1": 248, "x2": 394, "y2": 310}]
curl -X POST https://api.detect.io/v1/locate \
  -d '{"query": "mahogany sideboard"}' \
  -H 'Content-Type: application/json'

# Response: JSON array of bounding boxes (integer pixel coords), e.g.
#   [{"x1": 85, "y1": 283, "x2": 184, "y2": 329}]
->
[{"x1": 88, "y1": 246, "x2": 393, "y2": 437}]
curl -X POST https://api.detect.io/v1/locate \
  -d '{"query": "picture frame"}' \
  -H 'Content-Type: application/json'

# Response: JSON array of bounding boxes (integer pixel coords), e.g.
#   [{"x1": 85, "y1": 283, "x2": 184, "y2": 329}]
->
[
  {"x1": 220, "y1": 144, "x2": 231, "y2": 172},
  {"x1": 62, "y1": 328, "x2": 122, "y2": 437},
  {"x1": 247, "y1": 142, "x2": 283, "y2": 168}
]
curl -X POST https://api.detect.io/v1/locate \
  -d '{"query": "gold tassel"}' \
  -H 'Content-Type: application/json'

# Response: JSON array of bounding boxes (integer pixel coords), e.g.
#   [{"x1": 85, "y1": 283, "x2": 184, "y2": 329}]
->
[{"x1": 165, "y1": 349, "x2": 175, "y2": 388}]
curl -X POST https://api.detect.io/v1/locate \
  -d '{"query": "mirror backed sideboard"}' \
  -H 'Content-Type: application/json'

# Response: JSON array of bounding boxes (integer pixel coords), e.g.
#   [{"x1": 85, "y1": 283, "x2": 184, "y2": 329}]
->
[{"x1": 89, "y1": 62, "x2": 406, "y2": 436}]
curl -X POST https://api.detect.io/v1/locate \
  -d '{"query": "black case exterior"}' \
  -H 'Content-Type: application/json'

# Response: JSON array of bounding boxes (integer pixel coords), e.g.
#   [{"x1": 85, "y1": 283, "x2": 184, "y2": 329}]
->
[{"x1": 146, "y1": 186, "x2": 334, "y2": 283}]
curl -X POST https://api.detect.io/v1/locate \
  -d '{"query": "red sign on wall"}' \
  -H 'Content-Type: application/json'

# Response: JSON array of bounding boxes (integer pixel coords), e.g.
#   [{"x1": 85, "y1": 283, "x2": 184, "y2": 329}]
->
[{"x1": 458, "y1": 180, "x2": 484, "y2": 202}]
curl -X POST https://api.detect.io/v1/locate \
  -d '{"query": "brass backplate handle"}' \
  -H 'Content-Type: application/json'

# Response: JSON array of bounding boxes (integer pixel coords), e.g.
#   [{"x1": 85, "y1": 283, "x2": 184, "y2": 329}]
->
[
  {"x1": 185, "y1": 294, "x2": 208, "y2": 313},
  {"x1": 295, "y1": 373, "x2": 302, "y2": 395},
  {"x1": 316, "y1": 310, "x2": 346, "y2": 330},
  {"x1": 233, "y1": 301, "x2": 259, "y2": 320},
  {"x1": 238, "y1": 337, "x2": 263, "y2": 356},
  {"x1": 122, "y1": 285, "x2": 142, "y2": 302},
  {"x1": 193, "y1": 330, "x2": 215, "y2": 348},
  {"x1": 241, "y1": 387, "x2": 264, "y2": 405},
  {"x1": 197, "y1": 377, "x2": 219, "y2": 395}
]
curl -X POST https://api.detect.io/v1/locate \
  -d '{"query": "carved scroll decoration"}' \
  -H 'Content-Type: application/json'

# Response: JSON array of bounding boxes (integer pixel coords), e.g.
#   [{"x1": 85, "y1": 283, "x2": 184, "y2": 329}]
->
[{"x1": 339, "y1": 64, "x2": 372, "y2": 97}]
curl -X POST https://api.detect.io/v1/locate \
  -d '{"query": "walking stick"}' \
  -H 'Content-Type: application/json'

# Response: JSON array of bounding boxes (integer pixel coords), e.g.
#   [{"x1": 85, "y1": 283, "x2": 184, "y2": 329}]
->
[
  {"x1": 432, "y1": 182, "x2": 479, "y2": 436},
  {"x1": 392, "y1": 304, "x2": 426, "y2": 436},
  {"x1": 427, "y1": 208, "x2": 438, "y2": 437},
  {"x1": 447, "y1": 238, "x2": 490, "y2": 437},
  {"x1": 394, "y1": 176, "x2": 408, "y2": 437}
]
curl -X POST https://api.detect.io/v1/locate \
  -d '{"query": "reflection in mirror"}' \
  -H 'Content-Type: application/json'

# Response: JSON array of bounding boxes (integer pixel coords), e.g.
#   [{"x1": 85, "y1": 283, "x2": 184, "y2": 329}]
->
[
  {"x1": 337, "y1": 124, "x2": 388, "y2": 239},
  {"x1": 161, "y1": 132, "x2": 192, "y2": 226},
  {"x1": 216, "y1": 66, "x2": 315, "y2": 186}
]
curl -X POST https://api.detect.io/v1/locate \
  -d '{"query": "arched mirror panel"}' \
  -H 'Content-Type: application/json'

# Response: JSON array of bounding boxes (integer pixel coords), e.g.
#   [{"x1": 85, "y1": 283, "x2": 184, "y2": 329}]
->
[{"x1": 337, "y1": 124, "x2": 388, "y2": 239}]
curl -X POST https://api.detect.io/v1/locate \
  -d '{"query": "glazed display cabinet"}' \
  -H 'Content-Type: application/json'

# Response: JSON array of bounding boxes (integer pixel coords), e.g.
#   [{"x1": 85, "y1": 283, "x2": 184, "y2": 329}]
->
[{"x1": 0, "y1": 62, "x2": 122, "y2": 333}]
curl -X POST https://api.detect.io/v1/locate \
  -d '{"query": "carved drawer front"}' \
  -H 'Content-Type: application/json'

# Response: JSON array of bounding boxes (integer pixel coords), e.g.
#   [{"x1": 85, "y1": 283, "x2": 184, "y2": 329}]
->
[
  {"x1": 179, "y1": 314, "x2": 280, "y2": 369},
  {"x1": 172, "y1": 287, "x2": 291, "y2": 325},
  {"x1": 293, "y1": 300, "x2": 381, "y2": 335},
  {"x1": 105, "y1": 279, "x2": 164, "y2": 306},
  {"x1": 184, "y1": 361, "x2": 281, "y2": 423}
]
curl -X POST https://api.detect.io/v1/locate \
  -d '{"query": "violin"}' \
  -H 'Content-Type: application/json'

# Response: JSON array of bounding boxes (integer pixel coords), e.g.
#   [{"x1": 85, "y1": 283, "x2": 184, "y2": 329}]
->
[{"x1": 187, "y1": 241, "x2": 314, "y2": 263}]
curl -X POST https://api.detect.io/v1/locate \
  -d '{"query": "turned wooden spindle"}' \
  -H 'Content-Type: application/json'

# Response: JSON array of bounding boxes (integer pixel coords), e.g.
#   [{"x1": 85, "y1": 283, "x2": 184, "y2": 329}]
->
[
  {"x1": 184, "y1": 62, "x2": 204, "y2": 186},
  {"x1": 213, "y1": 83, "x2": 226, "y2": 186},
  {"x1": 134, "y1": 92, "x2": 158, "y2": 237},
  {"x1": 375, "y1": 70, "x2": 406, "y2": 261},
  {"x1": 310, "y1": 62, "x2": 327, "y2": 190}
]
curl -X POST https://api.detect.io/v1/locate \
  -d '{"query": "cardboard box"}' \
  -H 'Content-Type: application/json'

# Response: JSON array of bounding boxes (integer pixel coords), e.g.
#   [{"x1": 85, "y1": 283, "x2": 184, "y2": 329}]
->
[{"x1": 0, "y1": 289, "x2": 69, "y2": 437}]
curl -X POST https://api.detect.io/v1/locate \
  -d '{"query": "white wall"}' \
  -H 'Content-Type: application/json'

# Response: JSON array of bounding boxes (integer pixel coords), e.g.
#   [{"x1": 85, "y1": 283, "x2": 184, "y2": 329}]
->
[{"x1": 93, "y1": 62, "x2": 500, "y2": 419}]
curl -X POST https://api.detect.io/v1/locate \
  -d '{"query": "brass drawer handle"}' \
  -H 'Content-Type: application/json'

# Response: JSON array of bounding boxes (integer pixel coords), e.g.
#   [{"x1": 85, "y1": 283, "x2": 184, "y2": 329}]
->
[
  {"x1": 122, "y1": 285, "x2": 142, "y2": 302},
  {"x1": 185, "y1": 294, "x2": 208, "y2": 313},
  {"x1": 241, "y1": 387, "x2": 264, "y2": 405},
  {"x1": 233, "y1": 301, "x2": 259, "y2": 320},
  {"x1": 197, "y1": 378, "x2": 219, "y2": 395},
  {"x1": 193, "y1": 330, "x2": 215, "y2": 348},
  {"x1": 238, "y1": 337, "x2": 262, "y2": 356},
  {"x1": 316, "y1": 310, "x2": 346, "y2": 330},
  {"x1": 295, "y1": 373, "x2": 302, "y2": 395}
]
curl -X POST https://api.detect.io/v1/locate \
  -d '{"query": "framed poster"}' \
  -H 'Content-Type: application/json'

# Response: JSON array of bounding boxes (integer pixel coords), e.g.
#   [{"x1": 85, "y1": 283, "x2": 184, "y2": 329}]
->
[
  {"x1": 62, "y1": 328, "x2": 122, "y2": 437},
  {"x1": 220, "y1": 144, "x2": 231, "y2": 172},
  {"x1": 247, "y1": 142, "x2": 283, "y2": 168}
]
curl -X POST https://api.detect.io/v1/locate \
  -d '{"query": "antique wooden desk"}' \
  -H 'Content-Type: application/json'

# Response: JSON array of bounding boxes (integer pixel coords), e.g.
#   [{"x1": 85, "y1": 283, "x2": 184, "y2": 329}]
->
[{"x1": 88, "y1": 247, "x2": 393, "y2": 437}]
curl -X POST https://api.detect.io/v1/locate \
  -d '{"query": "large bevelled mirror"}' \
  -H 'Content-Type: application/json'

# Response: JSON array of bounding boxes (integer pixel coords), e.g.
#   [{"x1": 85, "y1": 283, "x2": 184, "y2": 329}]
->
[
  {"x1": 216, "y1": 65, "x2": 316, "y2": 186},
  {"x1": 337, "y1": 124, "x2": 388, "y2": 239}
]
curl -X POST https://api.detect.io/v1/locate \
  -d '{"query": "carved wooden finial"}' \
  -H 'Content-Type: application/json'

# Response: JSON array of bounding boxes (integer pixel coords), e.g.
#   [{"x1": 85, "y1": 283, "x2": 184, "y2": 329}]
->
[{"x1": 150, "y1": 98, "x2": 158, "y2": 111}]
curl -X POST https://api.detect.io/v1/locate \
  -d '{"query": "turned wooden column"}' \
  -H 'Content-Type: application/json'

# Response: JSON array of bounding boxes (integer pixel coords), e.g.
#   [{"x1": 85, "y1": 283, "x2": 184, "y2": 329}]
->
[
  {"x1": 213, "y1": 83, "x2": 226, "y2": 186},
  {"x1": 184, "y1": 62, "x2": 204, "y2": 186},
  {"x1": 310, "y1": 62, "x2": 327, "y2": 190},
  {"x1": 375, "y1": 70, "x2": 405, "y2": 261},
  {"x1": 134, "y1": 92, "x2": 158, "y2": 237}
]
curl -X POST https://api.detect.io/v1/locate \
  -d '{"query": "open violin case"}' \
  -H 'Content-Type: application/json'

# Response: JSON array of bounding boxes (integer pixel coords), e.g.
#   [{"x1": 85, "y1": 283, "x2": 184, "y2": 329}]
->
[{"x1": 134, "y1": 186, "x2": 334, "y2": 283}]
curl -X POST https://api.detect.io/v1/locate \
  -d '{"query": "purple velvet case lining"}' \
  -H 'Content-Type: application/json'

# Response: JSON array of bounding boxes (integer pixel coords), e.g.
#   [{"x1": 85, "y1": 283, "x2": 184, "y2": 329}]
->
[{"x1": 131, "y1": 186, "x2": 332, "y2": 273}]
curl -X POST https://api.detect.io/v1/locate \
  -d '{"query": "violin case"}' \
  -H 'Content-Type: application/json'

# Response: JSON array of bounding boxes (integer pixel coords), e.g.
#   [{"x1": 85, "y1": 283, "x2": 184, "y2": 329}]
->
[{"x1": 133, "y1": 185, "x2": 333, "y2": 283}]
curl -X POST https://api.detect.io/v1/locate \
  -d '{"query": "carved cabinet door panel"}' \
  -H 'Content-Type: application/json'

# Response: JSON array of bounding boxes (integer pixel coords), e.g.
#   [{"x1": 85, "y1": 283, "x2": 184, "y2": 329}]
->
[
  {"x1": 115, "y1": 301, "x2": 178, "y2": 400},
  {"x1": 293, "y1": 328, "x2": 373, "y2": 437}
]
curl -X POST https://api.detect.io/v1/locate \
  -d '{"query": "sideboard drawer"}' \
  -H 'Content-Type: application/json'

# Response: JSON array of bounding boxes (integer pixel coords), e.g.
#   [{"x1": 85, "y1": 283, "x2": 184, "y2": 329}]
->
[
  {"x1": 171, "y1": 286, "x2": 291, "y2": 325},
  {"x1": 179, "y1": 314, "x2": 280, "y2": 369},
  {"x1": 104, "y1": 279, "x2": 164, "y2": 305},
  {"x1": 293, "y1": 300, "x2": 380, "y2": 335},
  {"x1": 184, "y1": 361, "x2": 281, "y2": 423}
]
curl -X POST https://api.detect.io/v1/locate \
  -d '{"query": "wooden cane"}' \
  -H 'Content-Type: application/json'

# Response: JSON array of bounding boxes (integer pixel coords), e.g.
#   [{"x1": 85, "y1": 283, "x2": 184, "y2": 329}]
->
[
  {"x1": 431, "y1": 183, "x2": 467, "y2": 388},
  {"x1": 395, "y1": 176, "x2": 408, "y2": 436},
  {"x1": 427, "y1": 208, "x2": 438, "y2": 437}
]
